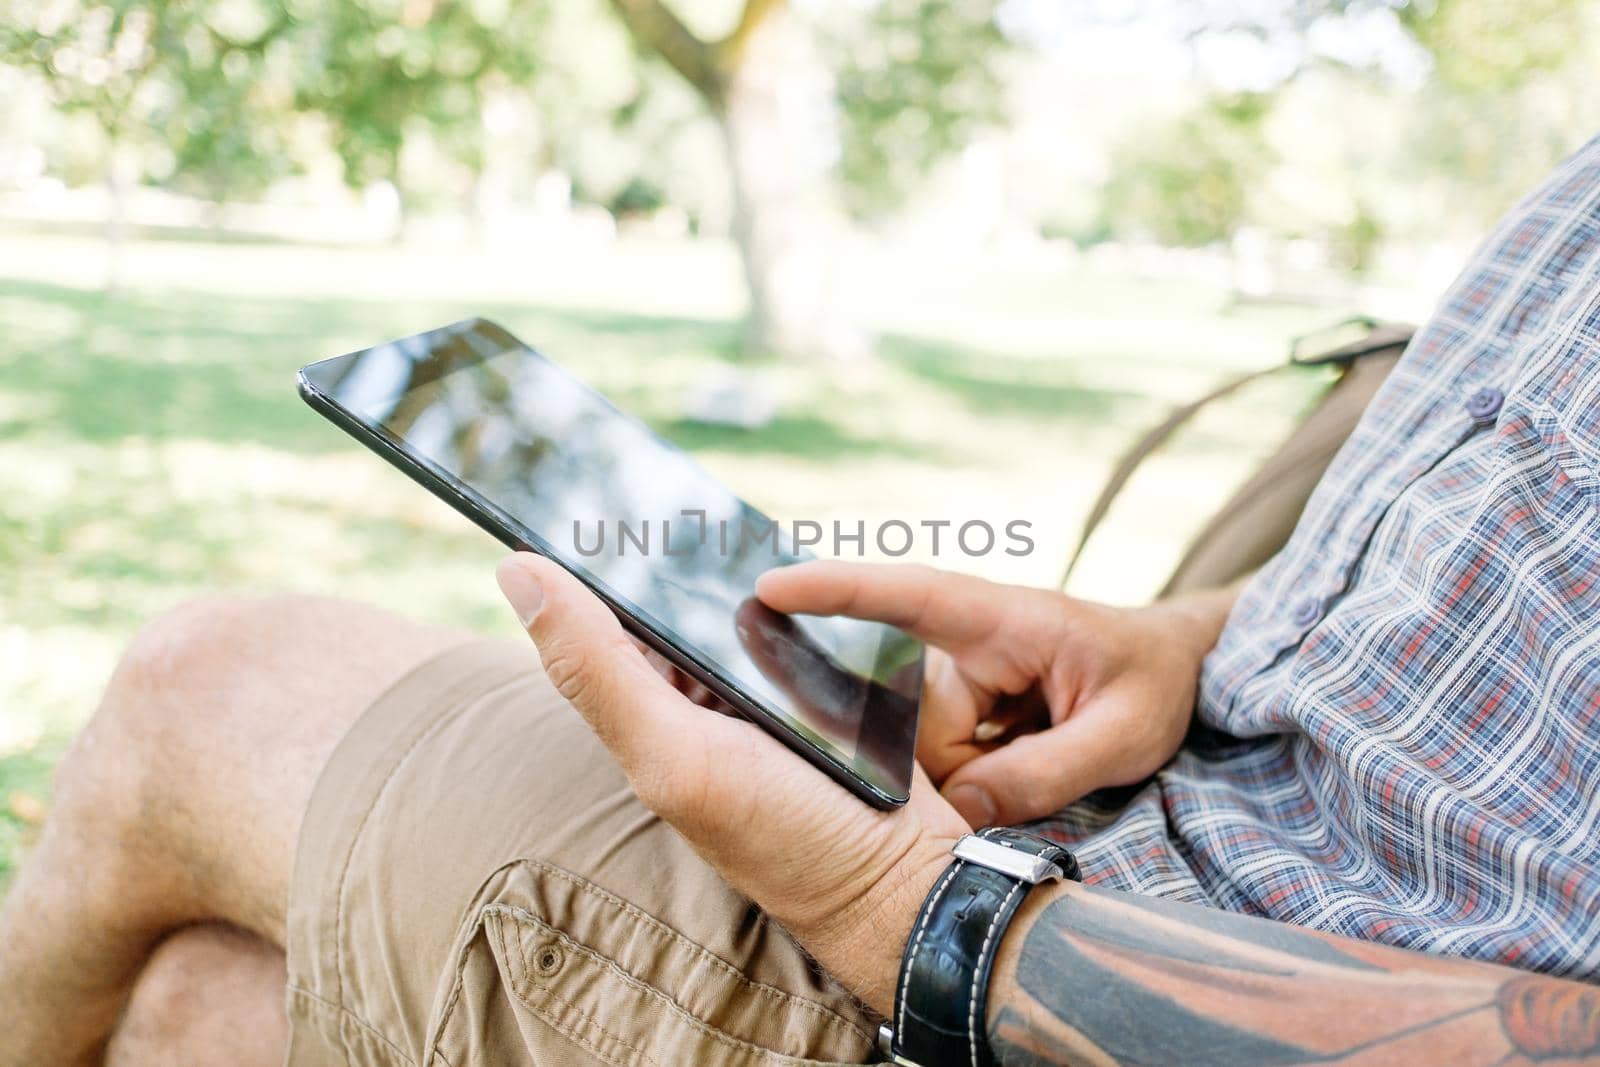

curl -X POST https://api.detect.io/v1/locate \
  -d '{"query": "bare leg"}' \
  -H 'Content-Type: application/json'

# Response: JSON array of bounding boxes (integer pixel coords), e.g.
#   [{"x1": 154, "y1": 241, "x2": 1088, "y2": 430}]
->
[
  {"x1": 105, "y1": 924, "x2": 287, "y2": 1067},
  {"x1": 0, "y1": 595, "x2": 464, "y2": 1067}
]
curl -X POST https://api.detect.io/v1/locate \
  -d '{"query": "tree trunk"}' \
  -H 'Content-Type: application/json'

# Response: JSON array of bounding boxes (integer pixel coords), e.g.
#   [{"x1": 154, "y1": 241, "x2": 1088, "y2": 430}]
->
[
  {"x1": 102, "y1": 138, "x2": 133, "y2": 293},
  {"x1": 715, "y1": 7, "x2": 851, "y2": 361}
]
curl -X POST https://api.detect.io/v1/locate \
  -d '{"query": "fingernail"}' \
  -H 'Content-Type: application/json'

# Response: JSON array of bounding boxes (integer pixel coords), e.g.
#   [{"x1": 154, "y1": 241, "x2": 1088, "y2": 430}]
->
[
  {"x1": 972, "y1": 719, "x2": 1006, "y2": 743},
  {"x1": 495, "y1": 558, "x2": 544, "y2": 627},
  {"x1": 947, "y1": 784, "x2": 998, "y2": 828}
]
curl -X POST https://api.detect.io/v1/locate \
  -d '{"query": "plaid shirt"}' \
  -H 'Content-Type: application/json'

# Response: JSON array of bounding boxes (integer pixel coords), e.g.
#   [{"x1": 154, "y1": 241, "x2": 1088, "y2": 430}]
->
[{"x1": 1038, "y1": 134, "x2": 1600, "y2": 980}]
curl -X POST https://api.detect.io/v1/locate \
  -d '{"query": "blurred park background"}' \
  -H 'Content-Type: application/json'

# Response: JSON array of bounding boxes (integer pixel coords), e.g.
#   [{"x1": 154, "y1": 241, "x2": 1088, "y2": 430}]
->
[{"x1": 2, "y1": 0, "x2": 1598, "y2": 885}]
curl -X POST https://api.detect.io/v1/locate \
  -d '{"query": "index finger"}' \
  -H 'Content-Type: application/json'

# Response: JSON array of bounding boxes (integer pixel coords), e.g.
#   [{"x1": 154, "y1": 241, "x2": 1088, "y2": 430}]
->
[{"x1": 754, "y1": 561, "x2": 1005, "y2": 646}]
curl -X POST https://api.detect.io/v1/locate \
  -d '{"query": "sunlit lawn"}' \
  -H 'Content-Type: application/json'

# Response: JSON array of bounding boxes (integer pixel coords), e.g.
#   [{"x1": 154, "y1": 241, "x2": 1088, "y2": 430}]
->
[{"x1": 0, "y1": 226, "x2": 1405, "y2": 887}]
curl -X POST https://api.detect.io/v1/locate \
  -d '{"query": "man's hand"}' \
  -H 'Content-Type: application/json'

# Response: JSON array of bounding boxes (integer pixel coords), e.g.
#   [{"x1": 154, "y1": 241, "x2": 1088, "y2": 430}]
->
[
  {"x1": 495, "y1": 553, "x2": 967, "y2": 1016},
  {"x1": 755, "y1": 561, "x2": 1237, "y2": 828}
]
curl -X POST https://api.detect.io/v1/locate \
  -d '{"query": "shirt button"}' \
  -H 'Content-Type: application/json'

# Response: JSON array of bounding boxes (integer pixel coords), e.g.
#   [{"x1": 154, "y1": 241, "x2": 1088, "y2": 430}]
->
[
  {"x1": 1466, "y1": 387, "x2": 1503, "y2": 421},
  {"x1": 1291, "y1": 598, "x2": 1321, "y2": 627}
]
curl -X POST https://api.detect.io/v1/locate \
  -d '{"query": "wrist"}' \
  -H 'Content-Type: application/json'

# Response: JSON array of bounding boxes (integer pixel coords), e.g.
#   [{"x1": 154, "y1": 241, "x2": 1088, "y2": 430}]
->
[
  {"x1": 793, "y1": 837, "x2": 955, "y2": 1017},
  {"x1": 983, "y1": 878, "x2": 1075, "y2": 1040},
  {"x1": 1141, "y1": 583, "x2": 1240, "y2": 665},
  {"x1": 884, "y1": 830, "x2": 1081, "y2": 1066}
]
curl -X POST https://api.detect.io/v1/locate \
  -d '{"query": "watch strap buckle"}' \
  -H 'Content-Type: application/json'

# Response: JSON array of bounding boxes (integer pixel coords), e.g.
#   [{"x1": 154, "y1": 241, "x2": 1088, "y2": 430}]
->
[
  {"x1": 878, "y1": 1023, "x2": 924, "y2": 1065},
  {"x1": 952, "y1": 833, "x2": 1068, "y2": 883}
]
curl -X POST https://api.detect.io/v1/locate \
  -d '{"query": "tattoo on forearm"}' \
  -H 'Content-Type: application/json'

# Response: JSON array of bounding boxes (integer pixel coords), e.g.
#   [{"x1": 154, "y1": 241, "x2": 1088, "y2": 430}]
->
[
  {"x1": 1496, "y1": 977, "x2": 1600, "y2": 1060},
  {"x1": 988, "y1": 884, "x2": 1600, "y2": 1066}
]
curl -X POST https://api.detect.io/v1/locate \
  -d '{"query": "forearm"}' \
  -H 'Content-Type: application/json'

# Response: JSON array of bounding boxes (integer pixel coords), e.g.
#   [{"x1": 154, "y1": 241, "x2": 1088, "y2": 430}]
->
[{"x1": 983, "y1": 880, "x2": 1600, "y2": 1066}]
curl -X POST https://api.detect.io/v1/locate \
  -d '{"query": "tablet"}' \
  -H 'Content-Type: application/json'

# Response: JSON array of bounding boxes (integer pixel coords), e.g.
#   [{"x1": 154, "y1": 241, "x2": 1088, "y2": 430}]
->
[{"x1": 298, "y1": 318, "x2": 922, "y2": 807}]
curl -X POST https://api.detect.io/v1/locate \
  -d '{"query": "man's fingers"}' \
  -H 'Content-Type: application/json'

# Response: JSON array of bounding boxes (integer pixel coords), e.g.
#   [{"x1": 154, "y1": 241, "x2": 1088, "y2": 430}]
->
[
  {"x1": 754, "y1": 561, "x2": 1004, "y2": 646},
  {"x1": 495, "y1": 553, "x2": 694, "y2": 767},
  {"x1": 938, "y1": 717, "x2": 1127, "y2": 827}
]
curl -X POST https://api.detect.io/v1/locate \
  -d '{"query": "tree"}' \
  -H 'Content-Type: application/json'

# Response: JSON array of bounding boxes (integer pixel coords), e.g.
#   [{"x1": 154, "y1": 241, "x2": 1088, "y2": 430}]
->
[
  {"x1": 291, "y1": 0, "x2": 546, "y2": 234},
  {"x1": 832, "y1": 0, "x2": 1009, "y2": 219},
  {"x1": 155, "y1": 6, "x2": 296, "y2": 208},
  {"x1": 2, "y1": 1, "x2": 162, "y2": 263},
  {"x1": 0, "y1": 0, "x2": 291, "y2": 273},
  {"x1": 600, "y1": 0, "x2": 1011, "y2": 360},
  {"x1": 4, "y1": 0, "x2": 1014, "y2": 356},
  {"x1": 597, "y1": 0, "x2": 831, "y2": 359},
  {"x1": 1190, "y1": 0, "x2": 1589, "y2": 88},
  {"x1": 1097, "y1": 0, "x2": 1599, "y2": 258},
  {"x1": 1100, "y1": 93, "x2": 1275, "y2": 248}
]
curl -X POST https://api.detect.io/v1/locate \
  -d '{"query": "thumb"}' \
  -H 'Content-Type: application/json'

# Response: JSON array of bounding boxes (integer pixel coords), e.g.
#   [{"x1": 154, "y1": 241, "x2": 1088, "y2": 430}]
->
[
  {"x1": 494, "y1": 552, "x2": 692, "y2": 769},
  {"x1": 940, "y1": 717, "x2": 1125, "y2": 827}
]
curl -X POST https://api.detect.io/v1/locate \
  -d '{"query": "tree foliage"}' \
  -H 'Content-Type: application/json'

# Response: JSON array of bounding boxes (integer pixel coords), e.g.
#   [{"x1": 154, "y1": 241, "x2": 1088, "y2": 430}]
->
[
  {"x1": 5, "y1": 0, "x2": 1591, "y2": 301},
  {"x1": 1, "y1": 0, "x2": 1014, "y2": 219},
  {"x1": 1393, "y1": 0, "x2": 1586, "y2": 94},
  {"x1": 1101, "y1": 93, "x2": 1274, "y2": 247},
  {"x1": 831, "y1": 0, "x2": 1010, "y2": 217},
  {"x1": 1, "y1": 0, "x2": 550, "y2": 210},
  {"x1": 1220, "y1": 0, "x2": 1590, "y2": 92},
  {"x1": 591, "y1": 0, "x2": 1015, "y2": 357},
  {"x1": 156, "y1": 6, "x2": 295, "y2": 201},
  {"x1": 1094, "y1": 0, "x2": 1596, "y2": 253},
  {"x1": 1, "y1": 0, "x2": 300, "y2": 198},
  {"x1": 292, "y1": 0, "x2": 546, "y2": 203},
  {"x1": 2, "y1": 0, "x2": 170, "y2": 143}
]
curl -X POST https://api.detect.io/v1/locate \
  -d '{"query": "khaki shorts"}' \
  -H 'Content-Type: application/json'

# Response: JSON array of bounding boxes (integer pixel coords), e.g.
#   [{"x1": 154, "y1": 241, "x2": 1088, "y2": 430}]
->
[{"x1": 284, "y1": 640, "x2": 879, "y2": 1066}]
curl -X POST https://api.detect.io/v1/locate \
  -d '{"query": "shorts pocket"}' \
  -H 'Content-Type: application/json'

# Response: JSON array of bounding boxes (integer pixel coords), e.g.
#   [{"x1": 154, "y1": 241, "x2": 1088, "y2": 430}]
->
[{"x1": 426, "y1": 860, "x2": 875, "y2": 1067}]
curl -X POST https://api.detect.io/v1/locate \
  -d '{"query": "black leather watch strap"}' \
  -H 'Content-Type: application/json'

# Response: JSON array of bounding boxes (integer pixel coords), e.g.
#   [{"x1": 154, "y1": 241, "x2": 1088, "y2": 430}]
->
[{"x1": 888, "y1": 828, "x2": 1079, "y2": 1067}]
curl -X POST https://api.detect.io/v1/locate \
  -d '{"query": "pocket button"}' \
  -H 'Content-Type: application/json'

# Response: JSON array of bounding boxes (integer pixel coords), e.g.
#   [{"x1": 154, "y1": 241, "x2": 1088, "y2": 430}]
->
[{"x1": 533, "y1": 943, "x2": 564, "y2": 977}]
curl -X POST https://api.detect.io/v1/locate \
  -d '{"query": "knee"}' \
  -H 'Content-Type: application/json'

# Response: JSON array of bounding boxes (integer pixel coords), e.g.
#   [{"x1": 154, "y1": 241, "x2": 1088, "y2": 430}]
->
[
  {"x1": 97, "y1": 592, "x2": 331, "y2": 733},
  {"x1": 37, "y1": 594, "x2": 360, "y2": 939},
  {"x1": 107, "y1": 595, "x2": 269, "y2": 716},
  {"x1": 109, "y1": 924, "x2": 288, "y2": 1067},
  {"x1": 31, "y1": 599, "x2": 290, "y2": 921},
  {"x1": 116, "y1": 927, "x2": 229, "y2": 1049},
  {"x1": 53, "y1": 595, "x2": 290, "y2": 813}
]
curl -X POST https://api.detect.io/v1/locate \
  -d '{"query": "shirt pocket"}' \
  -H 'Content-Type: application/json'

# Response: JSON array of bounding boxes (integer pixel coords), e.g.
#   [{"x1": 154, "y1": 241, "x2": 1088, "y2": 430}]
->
[
  {"x1": 1489, "y1": 402, "x2": 1600, "y2": 610},
  {"x1": 1523, "y1": 402, "x2": 1600, "y2": 520}
]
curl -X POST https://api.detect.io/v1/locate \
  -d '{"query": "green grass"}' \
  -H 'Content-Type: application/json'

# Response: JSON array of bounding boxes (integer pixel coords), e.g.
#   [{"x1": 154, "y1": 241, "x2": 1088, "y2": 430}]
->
[{"x1": 0, "y1": 228, "x2": 1401, "y2": 888}]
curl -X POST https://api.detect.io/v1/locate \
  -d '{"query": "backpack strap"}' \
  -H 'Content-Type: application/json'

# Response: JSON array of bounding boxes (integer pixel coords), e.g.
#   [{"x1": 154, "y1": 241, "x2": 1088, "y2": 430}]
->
[
  {"x1": 1288, "y1": 317, "x2": 1415, "y2": 368},
  {"x1": 1059, "y1": 318, "x2": 1415, "y2": 591},
  {"x1": 1059, "y1": 364, "x2": 1282, "y2": 589}
]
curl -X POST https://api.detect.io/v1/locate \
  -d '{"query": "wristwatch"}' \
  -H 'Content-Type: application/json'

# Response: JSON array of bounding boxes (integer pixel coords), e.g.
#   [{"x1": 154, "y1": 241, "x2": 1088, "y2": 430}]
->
[{"x1": 878, "y1": 828, "x2": 1080, "y2": 1067}]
